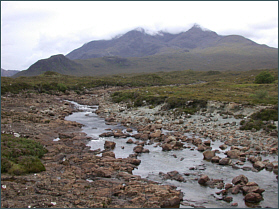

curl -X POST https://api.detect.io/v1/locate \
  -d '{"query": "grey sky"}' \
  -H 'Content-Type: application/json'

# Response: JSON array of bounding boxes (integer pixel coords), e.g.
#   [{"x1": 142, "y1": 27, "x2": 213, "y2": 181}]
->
[{"x1": 1, "y1": 1, "x2": 278, "y2": 71}]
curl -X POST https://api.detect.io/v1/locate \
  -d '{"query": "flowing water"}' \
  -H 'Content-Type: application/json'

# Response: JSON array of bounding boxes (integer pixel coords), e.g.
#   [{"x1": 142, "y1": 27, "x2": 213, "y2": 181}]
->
[{"x1": 64, "y1": 101, "x2": 278, "y2": 208}]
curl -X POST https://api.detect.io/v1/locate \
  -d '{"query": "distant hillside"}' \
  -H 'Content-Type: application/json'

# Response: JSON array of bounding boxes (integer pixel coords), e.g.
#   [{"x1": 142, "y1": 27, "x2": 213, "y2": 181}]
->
[
  {"x1": 14, "y1": 54, "x2": 84, "y2": 77},
  {"x1": 1, "y1": 68, "x2": 20, "y2": 77},
  {"x1": 14, "y1": 24, "x2": 278, "y2": 77}
]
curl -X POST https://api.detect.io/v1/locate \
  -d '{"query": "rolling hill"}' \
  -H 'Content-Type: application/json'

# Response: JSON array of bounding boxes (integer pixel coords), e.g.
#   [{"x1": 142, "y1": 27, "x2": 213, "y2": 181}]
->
[{"x1": 14, "y1": 24, "x2": 278, "y2": 77}]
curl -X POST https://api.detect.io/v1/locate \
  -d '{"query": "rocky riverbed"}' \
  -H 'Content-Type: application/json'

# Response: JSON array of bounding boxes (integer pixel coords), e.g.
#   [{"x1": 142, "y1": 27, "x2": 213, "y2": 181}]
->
[
  {"x1": 64, "y1": 89, "x2": 278, "y2": 208},
  {"x1": 1, "y1": 88, "x2": 278, "y2": 208},
  {"x1": 1, "y1": 90, "x2": 182, "y2": 208}
]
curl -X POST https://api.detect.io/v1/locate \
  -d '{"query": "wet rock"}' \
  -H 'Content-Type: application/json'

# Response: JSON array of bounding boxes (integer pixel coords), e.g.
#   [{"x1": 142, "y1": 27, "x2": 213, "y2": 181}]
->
[
  {"x1": 231, "y1": 185, "x2": 242, "y2": 194},
  {"x1": 133, "y1": 145, "x2": 144, "y2": 153},
  {"x1": 198, "y1": 174, "x2": 210, "y2": 185},
  {"x1": 126, "y1": 158, "x2": 141, "y2": 166},
  {"x1": 248, "y1": 156, "x2": 261, "y2": 163},
  {"x1": 219, "y1": 144, "x2": 228, "y2": 150},
  {"x1": 197, "y1": 145, "x2": 206, "y2": 152},
  {"x1": 253, "y1": 161, "x2": 266, "y2": 170},
  {"x1": 105, "y1": 117, "x2": 116, "y2": 122},
  {"x1": 211, "y1": 156, "x2": 221, "y2": 163},
  {"x1": 203, "y1": 150, "x2": 215, "y2": 160},
  {"x1": 150, "y1": 130, "x2": 162, "y2": 138},
  {"x1": 193, "y1": 138, "x2": 202, "y2": 146},
  {"x1": 167, "y1": 171, "x2": 186, "y2": 182},
  {"x1": 242, "y1": 185, "x2": 265, "y2": 195},
  {"x1": 244, "y1": 192, "x2": 263, "y2": 203},
  {"x1": 218, "y1": 157, "x2": 232, "y2": 165},
  {"x1": 162, "y1": 143, "x2": 172, "y2": 151},
  {"x1": 225, "y1": 183, "x2": 233, "y2": 190},
  {"x1": 126, "y1": 138, "x2": 134, "y2": 144},
  {"x1": 99, "y1": 132, "x2": 114, "y2": 137},
  {"x1": 102, "y1": 151, "x2": 115, "y2": 158},
  {"x1": 226, "y1": 150, "x2": 240, "y2": 159},
  {"x1": 104, "y1": 141, "x2": 116, "y2": 150},
  {"x1": 232, "y1": 174, "x2": 249, "y2": 185},
  {"x1": 159, "y1": 171, "x2": 186, "y2": 182},
  {"x1": 223, "y1": 196, "x2": 233, "y2": 203},
  {"x1": 203, "y1": 140, "x2": 211, "y2": 146},
  {"x1": 139, "y1": 133, "x2": 149, "y2": 141},
  {"x1": 265, "y1": 162, "x2": 274, "y2": 171}
]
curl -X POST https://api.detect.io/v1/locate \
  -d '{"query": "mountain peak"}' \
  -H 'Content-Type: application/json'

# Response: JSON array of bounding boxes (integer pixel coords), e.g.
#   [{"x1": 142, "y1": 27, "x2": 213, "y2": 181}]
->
[{"x1": 188, "y1": 23, "x2": 213, "y2": 33}]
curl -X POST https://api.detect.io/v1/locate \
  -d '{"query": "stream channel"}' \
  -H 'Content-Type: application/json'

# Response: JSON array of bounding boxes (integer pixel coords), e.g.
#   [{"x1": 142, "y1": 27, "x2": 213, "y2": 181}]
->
[{"x1": 63, "y1": 101, "x2": 278, "y2": 208}]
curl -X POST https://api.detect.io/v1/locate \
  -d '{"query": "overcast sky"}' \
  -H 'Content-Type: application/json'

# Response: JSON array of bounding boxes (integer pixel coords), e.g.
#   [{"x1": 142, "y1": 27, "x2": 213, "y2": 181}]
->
[{"x1": 1, "y1": 1, "x2": 278, "y2": 71}]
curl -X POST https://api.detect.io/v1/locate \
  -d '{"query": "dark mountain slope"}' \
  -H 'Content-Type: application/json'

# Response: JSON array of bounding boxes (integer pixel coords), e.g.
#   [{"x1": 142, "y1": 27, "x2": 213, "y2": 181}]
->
[{"x1": 13, "y1": 54, "x2": 83, "y2": 77}]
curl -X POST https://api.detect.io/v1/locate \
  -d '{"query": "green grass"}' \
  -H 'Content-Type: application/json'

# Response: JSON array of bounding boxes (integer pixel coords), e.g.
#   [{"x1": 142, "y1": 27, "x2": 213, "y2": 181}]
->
[
  {"x1": 1, "y1": 68, "x2": 278, "y2": 107},
  {"x1": 1, "y1": 134, "x2": 48, "y2": 175}
]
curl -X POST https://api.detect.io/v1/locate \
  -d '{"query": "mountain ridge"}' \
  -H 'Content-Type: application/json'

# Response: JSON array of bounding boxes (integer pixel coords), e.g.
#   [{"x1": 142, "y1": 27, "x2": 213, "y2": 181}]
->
[{"x1": 13, "y1": 24, "x2": 278, "y2": 77}]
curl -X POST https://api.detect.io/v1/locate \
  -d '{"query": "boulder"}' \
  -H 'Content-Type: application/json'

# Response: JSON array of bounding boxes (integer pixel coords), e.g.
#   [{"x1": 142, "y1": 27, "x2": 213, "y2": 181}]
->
[
  {"x1": 139, "y1": 133, "x2": 149, "y2": 141},
  {"x1": 231, "y1": 185, "x2": 242, "y2": 194},
  {"x1": 198, "y1": 174, "x2": 210, "y2": 185},
  {"x1": 166, "y1": 171, "x2": 186, "y2": 182},
  {"x1": 219, "y1": 144, "x2": 228, "y2": 150},
  {"x1": 203, "y1": 150, "x2": 215, "y2": 160},
  {"x1": 197, "y1": 145, "x2": 206, "y2": 152},
  {"x1": 244, "y1": 192, "x2": 263, "y2": 203},
  {"x1": 253, "y1": 161, "x2": 265, "y2": 170},
  {"x1": 127, "y1": 158, "x2": 141, "y2": 166},
  {"x1": 203, "y1": 140, "x2": 211, "y2": 146},
  {"x1": 218, "y1": 157, "x2": 232, "y2": 165},
  {"x1": 164, "y1": 136, "x2": 176, "y2": 143},
  {"x1": 242, "y1": 185, "x2": 265, "y2": 194},
  {"x1": 225, "y1": 183, "x2": 233, "y2": 190},
  {"x1": 232, "y1": 174, "x2": 249, "y2": 185},
  {"x1": 223, "y1": 196, "x2": 233, "y2": 203},
  {"x1": 150, "y1": 130, "x2": 162, "y2": 138},
  {"x1": 126, "y1": 138, "x2": 134, "y2": 144},
  {"x1": 265, "y1": 162, "x2": 274, "y2": 171},
  {"x1": 133, "y1": 145, "x2": 144, "y2": 153},
  {"x1": 226, "y1": 150, "x2": 240, "y2": 159},
  {"x1": 102, "y1": 151, "x2": 115, "y2": 158},
  {"x1": 162, "y1": 143, "x2": 172, "y2": 151},
  {"x1": 193, "y1": 138, "x2": 202, "y2": 146},
  {"x1": 104, "y1": 141, "x2": 116, "y2": 150},
  {"x1": 211, "y1": 156, "x2": 221, "y2": 163}
]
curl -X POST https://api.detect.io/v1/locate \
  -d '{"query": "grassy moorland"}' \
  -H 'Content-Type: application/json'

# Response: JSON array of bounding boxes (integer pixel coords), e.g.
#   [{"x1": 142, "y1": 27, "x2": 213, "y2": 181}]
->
[
  {"x1": 2, "y1": 68, "x2": 278, "y2": 98},
  {"x1": 2, "y1": 68, "x2": 278, "y2": 116},
  {"x1": 1, "y1": 134, "x2": 48, "y2": 175}
]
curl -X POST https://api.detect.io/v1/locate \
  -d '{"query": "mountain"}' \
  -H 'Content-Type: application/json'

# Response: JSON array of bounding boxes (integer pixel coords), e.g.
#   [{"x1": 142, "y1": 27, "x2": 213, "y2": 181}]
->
[
  {"x1": 1, "y1": 68, "x2": 20, "y2": 77},
  {"x1": 66, "y1": 24, "x2": 273, "y2": 60},
  {"x1": 13, "y1": 24, "x2": 278, "y2": 77},
  {"x1": 14, "y1": 54, "x2": 83, "y2": 77}
]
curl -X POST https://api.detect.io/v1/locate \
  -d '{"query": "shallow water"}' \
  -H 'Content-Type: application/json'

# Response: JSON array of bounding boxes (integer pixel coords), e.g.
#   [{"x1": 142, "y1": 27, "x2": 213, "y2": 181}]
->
[{"x1": 65, "y1": 102, "x2": 278, "y2": 208}]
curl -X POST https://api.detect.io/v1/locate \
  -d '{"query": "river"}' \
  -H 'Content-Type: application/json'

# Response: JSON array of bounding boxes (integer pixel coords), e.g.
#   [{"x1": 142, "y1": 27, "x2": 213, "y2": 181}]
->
[{"x1": 64, "y1": 101, "x2": 278, "y2": 208}]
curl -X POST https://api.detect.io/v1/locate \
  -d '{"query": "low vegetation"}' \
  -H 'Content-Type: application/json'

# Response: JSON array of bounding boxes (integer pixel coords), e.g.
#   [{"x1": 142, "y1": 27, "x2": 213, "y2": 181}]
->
[
  {"x1": 240, "y1": 107, "x2": 278, "y2": 132},
  {"x1": 1, "y1": 134, "x2": 48, "y2": 175}
]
